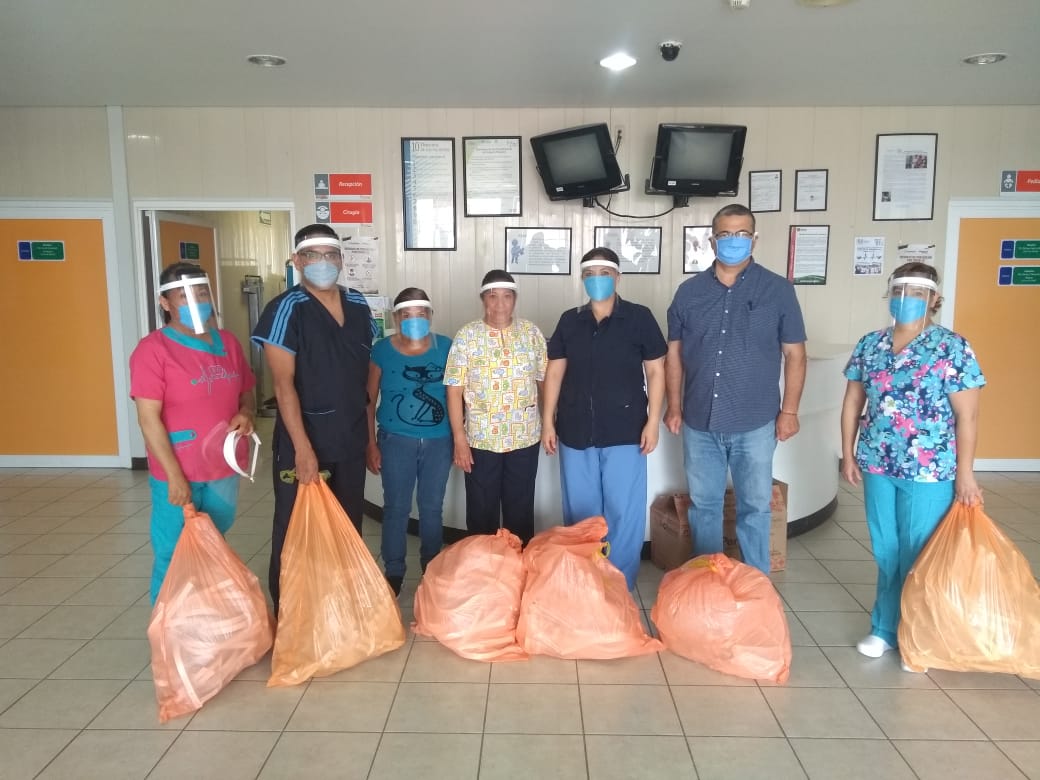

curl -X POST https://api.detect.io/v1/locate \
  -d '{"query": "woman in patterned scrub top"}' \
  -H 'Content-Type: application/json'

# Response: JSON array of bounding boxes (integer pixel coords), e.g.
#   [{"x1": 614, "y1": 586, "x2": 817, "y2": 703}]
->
[
  {"x1": 444, "y1": 270, "x2": 547, "y2": 544},
  {"x1": 840, "y1": 262, "x2": 985, "y2": 668}
]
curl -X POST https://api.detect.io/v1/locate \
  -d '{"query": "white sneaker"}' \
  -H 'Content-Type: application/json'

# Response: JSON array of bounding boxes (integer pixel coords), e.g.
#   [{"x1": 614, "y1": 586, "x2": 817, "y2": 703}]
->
[{"x1": 856, "y1": 634, "x2": 894, "y2": 658}]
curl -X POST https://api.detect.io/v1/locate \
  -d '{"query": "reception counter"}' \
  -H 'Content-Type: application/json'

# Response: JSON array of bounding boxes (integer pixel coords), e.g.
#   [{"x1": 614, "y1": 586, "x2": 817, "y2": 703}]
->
[{"x1": 363, "y1": 343, "x2": 852, "y2": 539}]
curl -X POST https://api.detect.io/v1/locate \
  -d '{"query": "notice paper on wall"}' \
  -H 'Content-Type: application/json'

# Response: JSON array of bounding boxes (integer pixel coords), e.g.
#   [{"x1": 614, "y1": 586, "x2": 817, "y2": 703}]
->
[
  {"x1": 338, "y1": 236, "x2": 380, "y2": 294},
  {"x1": 853, "y1": 236, "x2": 886, "y2": 276},
  {"x1": 897, "y1": 243, "x2": 936, "y2": 265}
]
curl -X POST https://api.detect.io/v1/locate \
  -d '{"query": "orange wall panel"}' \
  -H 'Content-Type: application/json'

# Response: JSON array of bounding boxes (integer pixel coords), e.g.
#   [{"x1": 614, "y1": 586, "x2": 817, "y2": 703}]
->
[
  {"x1": 0, "y1": 218, "x2": 118, "y2": 455},
  {"x1": 954, "y1": 217, "x2": 1040, "y2": 460}
]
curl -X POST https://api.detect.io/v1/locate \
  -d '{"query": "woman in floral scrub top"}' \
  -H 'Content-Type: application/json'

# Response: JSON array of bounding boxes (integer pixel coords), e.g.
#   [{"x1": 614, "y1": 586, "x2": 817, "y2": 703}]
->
[{"x1": 840, "y1": 262, "x2": 985, "y2": 668}]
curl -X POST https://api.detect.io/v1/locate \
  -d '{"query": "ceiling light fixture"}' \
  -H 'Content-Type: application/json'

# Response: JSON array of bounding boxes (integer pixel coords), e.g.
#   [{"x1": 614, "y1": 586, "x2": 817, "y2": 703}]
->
[
  {"x1": 599, "y1": 52, "x2": 637, "y2": 71},
  {"x1": 796, "y1": 0, "x2": 854, "y2": 6},
  {"x1": 247, "y1": 54, "x2": 287, "y2": 67},
  {"x1": 963, "y1": 53, "x2": 1008, "y2": 65}
]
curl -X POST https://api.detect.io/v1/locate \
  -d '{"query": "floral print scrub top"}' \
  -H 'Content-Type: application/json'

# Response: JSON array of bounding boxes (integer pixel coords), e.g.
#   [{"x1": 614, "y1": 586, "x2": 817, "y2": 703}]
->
[{"x1": 844, "y1": 325, "x2": 985, "y2": 482}]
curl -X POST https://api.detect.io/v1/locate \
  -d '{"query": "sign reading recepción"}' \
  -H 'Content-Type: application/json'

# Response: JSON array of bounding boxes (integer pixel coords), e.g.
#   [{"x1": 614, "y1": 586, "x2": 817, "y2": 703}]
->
[
  {"x1": 314, "y1": 173, "x2": 373, "y2": 198},
  {"x1": 998, "y1": 266, "x2": 1040, "y2": 286},
  {"x1": 18, "y1": 240, "x2": 66, "y2": 261}
]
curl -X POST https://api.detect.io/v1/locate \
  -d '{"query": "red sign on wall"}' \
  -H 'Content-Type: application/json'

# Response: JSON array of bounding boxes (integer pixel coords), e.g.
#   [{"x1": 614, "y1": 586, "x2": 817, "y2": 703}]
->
[
  {"x1": 329, "y1": 173, "x2": 372, "y2": 197},
  {"x1": 1016, "y1": 171, "x2": 1040, "y2": 193},
  {"x1": 329, "y1": 202, "x2": 373, "y2": 224}
]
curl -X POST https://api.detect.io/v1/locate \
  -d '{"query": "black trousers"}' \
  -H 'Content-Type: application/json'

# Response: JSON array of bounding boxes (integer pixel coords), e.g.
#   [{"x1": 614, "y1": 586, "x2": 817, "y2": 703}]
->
[
  {"x1": 269, "y1": 448, "x2": 366, "y2": 614},
  {"x1": 464, "y1": 443, "x2": 539, "y2": 544}
]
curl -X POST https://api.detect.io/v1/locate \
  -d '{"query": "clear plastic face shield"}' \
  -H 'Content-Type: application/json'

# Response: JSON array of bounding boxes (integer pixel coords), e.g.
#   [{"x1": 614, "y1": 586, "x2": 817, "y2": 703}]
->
[
  {"x1": 158, "y1": 274, "x2": 213, "y2": 335},
  {"x1": 580, "y1": 258, "x2": 620, "y2": 302},
  {"x1": 393, "y1": 299, "x2": 433, "y2": 340},
  {"x1": 886, "y1": 275, "x2": 937, "y2": 331},
  {"x1": 294, "y1": 235, "x2": 343, "y2": 290}
]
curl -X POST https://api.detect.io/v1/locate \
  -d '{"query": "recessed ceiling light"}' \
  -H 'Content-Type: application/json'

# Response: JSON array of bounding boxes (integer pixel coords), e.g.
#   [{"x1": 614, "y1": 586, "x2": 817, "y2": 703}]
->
[
  {"x1": 599, "y1": 52, "x2": 637, "y2": 71},
  {"x1": 963, "y1": 52, "x2": 1008, "y2": 65},
  {"x1": 247, "y1": 54, "x2": 287, "y2": 67}
]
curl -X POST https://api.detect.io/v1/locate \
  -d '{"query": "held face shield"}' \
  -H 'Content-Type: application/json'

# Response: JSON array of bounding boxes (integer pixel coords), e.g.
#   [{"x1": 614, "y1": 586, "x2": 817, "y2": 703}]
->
[
  {"x1": 158, "y1": 274, "x2": 214, "y2": 335},
  {"x1": 886, "y1": 275, "x2": 937, "y2": 326}
]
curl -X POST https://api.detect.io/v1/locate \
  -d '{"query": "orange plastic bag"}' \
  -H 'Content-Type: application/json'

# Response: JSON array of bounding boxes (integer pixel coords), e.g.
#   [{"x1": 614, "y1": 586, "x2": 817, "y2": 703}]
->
[
  {"x1": 413, "y1": 529, "x2": 527, "y2": 662},
  {"x1": 268, "y1": 480, "x2": 406, "y2": 686},
  {"x1": 899, "y1": 503, "x2": 1040, "y2": 678},
  {"x1": 650, "y1": 554, "x2": 791, "y2": 683},
  {"x1": 516, "y1": 517, "x2": 663, "y2": 659},
  {"x1": 148, "y1": 505, "x2": 274, "y2": 723}
]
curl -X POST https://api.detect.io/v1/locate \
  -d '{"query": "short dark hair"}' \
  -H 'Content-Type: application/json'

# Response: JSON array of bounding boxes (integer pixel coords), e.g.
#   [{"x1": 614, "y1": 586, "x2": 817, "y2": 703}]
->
[
  {"x1": 158, "y1": 262, "x2": 208, "y2": 324},
  {"x1": 480, "y1": 269, "x2": 516, "y2": 292},
  {"x1": 293, "y1": 223, "x2": 338, "y2": 248},
  {"x1": 711, "y1": 203, "x2": 756, "y2": 233},
  {"x1": 393, "y1": 287, "x2": 431, "y2": 307},
  {"x1": 581, "y1": 247, "x2": 620, "y2": 268}
]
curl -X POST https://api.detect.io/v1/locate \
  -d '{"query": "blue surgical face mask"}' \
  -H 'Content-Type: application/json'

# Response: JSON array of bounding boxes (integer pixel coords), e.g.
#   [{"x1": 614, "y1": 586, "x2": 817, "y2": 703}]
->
[
  {"x1": 583, "y1": 275, "x2": 616, "y2": 302},
  {"x1": 302, "y1": 260, "x2": 340, "y2": 289},
  {"x1": 177, "y1": 302, "x2": 213, "y2": 330},
  {"x1": 400, "y1": 317, "x2": 430, "y2": 340},
  {"x1": 715, "y1": 235, "x2": 754, "y2": 266},
  {"x1": 889, "y1": 297, "x2": 928, "y2": 324}
]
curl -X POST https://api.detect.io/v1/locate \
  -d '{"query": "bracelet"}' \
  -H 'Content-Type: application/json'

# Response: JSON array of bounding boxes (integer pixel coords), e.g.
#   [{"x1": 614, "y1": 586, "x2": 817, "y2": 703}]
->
[{"x1": 780, "y1": 411, "x2": 798, "y2": 416}]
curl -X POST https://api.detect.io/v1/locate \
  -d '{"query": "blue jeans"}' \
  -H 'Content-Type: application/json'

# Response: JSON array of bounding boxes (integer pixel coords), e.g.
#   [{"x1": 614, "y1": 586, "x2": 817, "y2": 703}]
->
[
  {"x1": 862, "y1": 473, "x2": 953, "y2": 647},
  {"x1": 682, "y1": 420, "x2": 776, "y2": 574},
  {"x1": 559, "y1": 443, "x2": 646, "y2": 591},
  {"x1": 378, "y1": 429, "x2": 452, "y2": 578},
  {"x1": 149, "y1": 475, "x2": 238, "y2": 604}
]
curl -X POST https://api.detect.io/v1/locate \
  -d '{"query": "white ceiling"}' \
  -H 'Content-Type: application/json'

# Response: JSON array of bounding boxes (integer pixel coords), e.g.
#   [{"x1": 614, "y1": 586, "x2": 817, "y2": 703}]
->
[{"x1": 1, "y1": 0, "x2": 1037, "y2": 108}]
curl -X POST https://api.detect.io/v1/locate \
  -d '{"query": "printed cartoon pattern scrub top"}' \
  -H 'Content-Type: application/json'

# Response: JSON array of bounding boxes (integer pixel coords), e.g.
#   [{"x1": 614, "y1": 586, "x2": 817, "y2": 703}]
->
[
  {"x1": 843, "y1": 325, "x2": 985, "y2": 482},
  {"x1": 444, "y1": 318, "x2": 547, "y2": 453}
]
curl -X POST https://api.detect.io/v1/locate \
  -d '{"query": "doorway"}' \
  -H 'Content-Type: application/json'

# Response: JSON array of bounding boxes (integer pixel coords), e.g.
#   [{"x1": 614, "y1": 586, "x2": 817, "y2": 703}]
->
[{"x1": 134, "y1": 200, "x2": 295, "y2": 417}]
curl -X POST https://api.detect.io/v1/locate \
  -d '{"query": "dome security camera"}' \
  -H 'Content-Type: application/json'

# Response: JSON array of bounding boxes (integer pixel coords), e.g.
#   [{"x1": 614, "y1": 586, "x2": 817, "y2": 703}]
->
[{"x1": 659, "y1": 40, "x2": 682, "y2": 62}]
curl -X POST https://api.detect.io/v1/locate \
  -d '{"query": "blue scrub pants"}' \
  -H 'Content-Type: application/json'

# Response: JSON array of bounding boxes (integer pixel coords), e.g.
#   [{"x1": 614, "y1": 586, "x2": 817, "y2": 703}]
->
[
  {"x1": 682, "y1": 420, "x2": 776, "y2": 575},
  {"x1": 862, "y1": 473, "x2": 954, "y2": 647},
  {"x1": 148, "y1": 475, "x2": 238, "y2": 604},
  {"x1": 558, "y1": 442, "x2": 647, "y2": 590}
]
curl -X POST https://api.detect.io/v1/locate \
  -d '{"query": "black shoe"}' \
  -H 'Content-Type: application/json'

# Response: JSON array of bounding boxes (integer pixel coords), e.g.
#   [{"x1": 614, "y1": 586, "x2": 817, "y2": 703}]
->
[{"x1": 386, "y1": 575, "x2": 403, "y2": 597}]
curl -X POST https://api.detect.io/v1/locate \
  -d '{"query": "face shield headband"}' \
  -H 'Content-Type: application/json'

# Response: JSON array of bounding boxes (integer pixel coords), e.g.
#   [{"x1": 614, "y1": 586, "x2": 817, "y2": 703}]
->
[
  {"x1": 479, "y1": 281, "x2": 518, "y2": 294},
  {"x1": 158, "y1": 275, "x2": 212, "y2": 335},
  {"x1": 294, "y1": 235, "x2": 342, "y2": 253},
  {"x1": 887, "y1": 275, "x2": 938, "y2": 326},
  {"x1": 579, "y1": 259, "x2": 622, "y2": 274}
]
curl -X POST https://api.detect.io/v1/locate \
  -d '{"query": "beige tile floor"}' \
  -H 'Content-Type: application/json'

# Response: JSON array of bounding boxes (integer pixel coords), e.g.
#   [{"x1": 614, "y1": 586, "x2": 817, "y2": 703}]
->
[{"x1": 1, "y1": 462, "x2": 1039, "y2": 779}]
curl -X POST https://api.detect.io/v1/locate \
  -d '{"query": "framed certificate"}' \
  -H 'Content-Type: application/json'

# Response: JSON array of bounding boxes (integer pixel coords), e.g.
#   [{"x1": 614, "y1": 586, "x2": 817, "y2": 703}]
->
[
  {"x1": 683, "y1": 225, "x2": 714, "y2": 274},
  {"x1": 748, "y1": 170, "x2": 782, "y2": 213},
  {"x1": 505, "y1": 227, "x2": 571, "y2": 275},
  {"x1": 593, "y1": 226, "x2": 662, "y2": 274},
  {"x1": 873, "y1": 133, "x2": 938, "y2": 221},
  {"x1": 795, "y1": 169, "x2": 828, "y2": 212},
  {"x1": 462, "y1": 136, "x2": 522, "y2": 217},
  {"x1": 401, "y1": 137, "x2": 456, "y2": 250},
  {"x1": 787, "y1": 225, "x2": 830, "y2": 285}
]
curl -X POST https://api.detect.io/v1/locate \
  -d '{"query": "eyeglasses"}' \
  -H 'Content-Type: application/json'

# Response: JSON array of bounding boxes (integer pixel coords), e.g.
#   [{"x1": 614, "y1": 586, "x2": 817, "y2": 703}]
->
[
  {"x1": 713, "y1": 231, "x2": 754, "y2": 240},
  {"x1": 299, "y1": 249, "x2": 343, "y2": 263}
]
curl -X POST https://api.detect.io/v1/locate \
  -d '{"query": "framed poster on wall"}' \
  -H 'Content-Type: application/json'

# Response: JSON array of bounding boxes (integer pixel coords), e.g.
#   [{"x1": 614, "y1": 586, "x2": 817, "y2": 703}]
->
[
  {"x1": 401, "y1": 137, "x2": 456, "y2": 250},
  {"x1": 592, "y1": 226, "x2": 662, "y2": 274},
  {"x1": 505, "y1": 227, "x2": 571, "y2": 275},
  {"x1": 462, "y1": 136, "x2": 522, "y2": 217}
]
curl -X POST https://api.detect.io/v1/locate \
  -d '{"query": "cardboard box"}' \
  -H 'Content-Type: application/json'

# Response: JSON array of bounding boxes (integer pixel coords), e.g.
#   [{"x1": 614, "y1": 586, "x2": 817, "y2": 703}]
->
[
  {"x1": 649, "y1": 493, "x2": 692, "y2": 571},
  {"x1": 650, "y1": 480, "x2": 788, "y2": 572}
]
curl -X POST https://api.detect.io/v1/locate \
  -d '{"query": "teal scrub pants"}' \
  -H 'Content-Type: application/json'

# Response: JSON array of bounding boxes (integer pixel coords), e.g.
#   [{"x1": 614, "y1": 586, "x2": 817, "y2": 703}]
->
[
  {"x1": 862, "y1": 473, "x2": 954, "y2": 646},
  {"x1": 148, "y1": 475, "x2": 238, "y2": 604}
]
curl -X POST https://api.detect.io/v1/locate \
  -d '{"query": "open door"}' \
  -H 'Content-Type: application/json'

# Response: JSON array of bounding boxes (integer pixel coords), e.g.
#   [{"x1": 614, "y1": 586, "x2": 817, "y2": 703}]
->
[{"x1": 144, "y1": 211, "x2": 222, "y2": 328}]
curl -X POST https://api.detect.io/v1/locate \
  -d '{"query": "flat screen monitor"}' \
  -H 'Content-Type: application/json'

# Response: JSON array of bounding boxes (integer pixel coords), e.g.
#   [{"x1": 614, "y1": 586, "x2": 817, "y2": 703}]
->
[
  {"x1": 649, "y1": 123, "x2": 747, "y2": 197},
  {"x1": 530, "y1": 123, "x2": 624, "y2": 201}
]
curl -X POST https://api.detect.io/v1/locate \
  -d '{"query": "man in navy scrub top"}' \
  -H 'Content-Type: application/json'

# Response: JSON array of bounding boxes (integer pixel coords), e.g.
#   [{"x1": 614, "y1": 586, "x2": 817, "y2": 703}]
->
[{"x1": 252, "y1": 223, "x2": 378, "y2": 613}]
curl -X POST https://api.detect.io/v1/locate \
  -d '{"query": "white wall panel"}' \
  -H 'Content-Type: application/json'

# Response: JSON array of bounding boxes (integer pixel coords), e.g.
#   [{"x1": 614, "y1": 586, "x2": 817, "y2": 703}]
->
[{"x1": 3, "y1": 104, "x2": 1038, "y2": 348}]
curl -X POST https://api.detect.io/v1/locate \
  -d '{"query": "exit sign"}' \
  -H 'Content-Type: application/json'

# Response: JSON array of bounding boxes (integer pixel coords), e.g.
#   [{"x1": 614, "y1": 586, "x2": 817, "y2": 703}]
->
[{"x1": 17, "y1": 240, "x2": 66, "y2": 261}]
